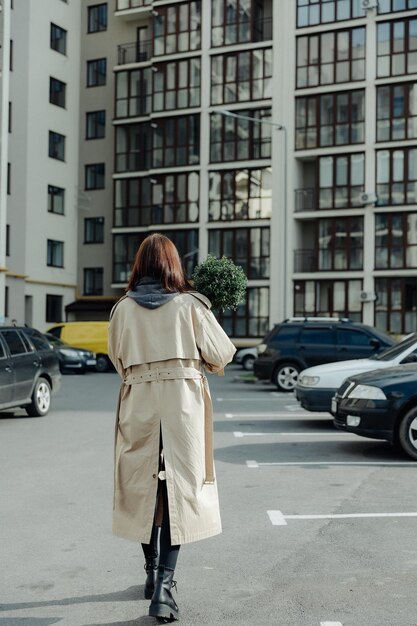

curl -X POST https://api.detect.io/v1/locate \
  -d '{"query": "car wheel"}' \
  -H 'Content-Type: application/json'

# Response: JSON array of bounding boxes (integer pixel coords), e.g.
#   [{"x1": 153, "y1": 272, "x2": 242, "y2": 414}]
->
[
  {"x1": 272, "y1": 363, "x2": 300, "y2": 392},
  {"x1": 96, "y1": 354, "x2": 109, "y2": 373},
  {"x1": 26, "y1": 378, "x2": 51, "y2": 417},
  {"x1": 242, "y1": 354, "x2": 255, "y2": 371},
  {"x1": 397, "y1": 408, "x2": 417, "y2": 460}
]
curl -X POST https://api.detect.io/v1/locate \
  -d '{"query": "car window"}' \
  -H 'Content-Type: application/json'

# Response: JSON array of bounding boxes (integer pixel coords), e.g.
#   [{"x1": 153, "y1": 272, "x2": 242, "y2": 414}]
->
[
  {"x1": 298, "y1": 327, "x2": 334, "y2": 345},
  {"x1": 25, "y1": 329, "x2": 50, "y2": 351},
  {"x1": 47, "y1": 326, "x2": 62, "y2": 338},
  {"x1": 337, "y1": 328, "x2": 373, "y2": 346},
  {"x1": 1, "y1": 330, "x2": 28, "y2": 356},
  {"x1": 271, "y1": 326, "x2": 300, "y2": 344},
  {"x1": 0, "y1": 337, "x2": 6, "y2": 359},
  {"x1": 20, "y1": 332, "x2": 35, "y2": 352},
  {"x1": 372, "y1": 334, "x2": 417, "y2": 361}
]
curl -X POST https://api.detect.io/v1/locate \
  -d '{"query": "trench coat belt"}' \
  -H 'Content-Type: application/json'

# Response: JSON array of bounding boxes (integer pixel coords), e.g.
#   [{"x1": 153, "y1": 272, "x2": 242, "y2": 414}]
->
[{"x1": 122, "y1": 367, "x2": 215, "y2": 484}]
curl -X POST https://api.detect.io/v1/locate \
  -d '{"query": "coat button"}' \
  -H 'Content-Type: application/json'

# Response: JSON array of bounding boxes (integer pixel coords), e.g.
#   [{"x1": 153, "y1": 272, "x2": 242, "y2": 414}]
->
[{"x1": 152, "y1": 474, "x2": 157, "y2": 479}]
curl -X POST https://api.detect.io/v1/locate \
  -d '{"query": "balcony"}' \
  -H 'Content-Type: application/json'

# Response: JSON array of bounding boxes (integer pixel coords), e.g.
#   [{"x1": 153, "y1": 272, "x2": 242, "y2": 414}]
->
[
  {"x1": 295, "y1": 187, "x2": 366, "y2": 212},
  {"x1": 294, "y1": 249, "x2": 318, "y2": 273},
  {"x1": 295, "y1": 188, "x2": 316, "y2": 212},
  {"x1": 212, "y1": 15, "x2": 273, "y2": 47},
  {"x1": 117, "y1": 40, "x2": 152, "y2": 65},
  {"x1": 116, "y1": 0, "x2": 151, "y2": 10}
]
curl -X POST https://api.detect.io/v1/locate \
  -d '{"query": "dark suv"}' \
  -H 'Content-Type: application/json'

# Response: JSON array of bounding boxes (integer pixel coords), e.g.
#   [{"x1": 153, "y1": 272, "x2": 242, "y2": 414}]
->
[
  {"x1": 0, "y1": 326, "x2": 61, "y2": 416},
  {"x1": 253, "y1": 317, "x2": 395, "y2": 392}
]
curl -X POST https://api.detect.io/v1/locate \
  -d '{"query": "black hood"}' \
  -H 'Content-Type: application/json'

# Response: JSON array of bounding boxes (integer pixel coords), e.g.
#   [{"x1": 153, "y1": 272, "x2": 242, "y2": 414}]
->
[{"x1": 127, "y1": 277, "x2": 178, "y2": 309}]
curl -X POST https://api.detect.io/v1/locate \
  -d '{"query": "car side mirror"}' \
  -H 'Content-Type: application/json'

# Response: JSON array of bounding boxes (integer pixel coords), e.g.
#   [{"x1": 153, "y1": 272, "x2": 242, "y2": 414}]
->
[{"x1": 370, "y1": 338, "x2": 380, "y2": 350}]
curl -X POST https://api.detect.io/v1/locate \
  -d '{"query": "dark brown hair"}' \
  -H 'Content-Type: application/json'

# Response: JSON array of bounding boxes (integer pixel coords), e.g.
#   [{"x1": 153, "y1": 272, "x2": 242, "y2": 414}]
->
[{"x1": 126, "y1": 233, "x2": 192, "y2": 292}]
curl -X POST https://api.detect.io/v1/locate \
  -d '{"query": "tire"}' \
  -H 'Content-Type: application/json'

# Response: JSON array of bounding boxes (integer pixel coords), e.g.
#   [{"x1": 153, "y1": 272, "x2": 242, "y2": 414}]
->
[
  {"x1": 242, "y1": 354, "x2": 255, "y2": 371},
  {"x1": 397, "y1": 407, "x2": 417, "y2": 460},
  {"x1": 26, "y1": 378, "x2": 51, "y2": 417},
  {"x1": 272, "y1": 363, "x2": 300, "y2": 392},
  {"x1": 96, "y1": 354, "x2": 109, "y2": 373}
]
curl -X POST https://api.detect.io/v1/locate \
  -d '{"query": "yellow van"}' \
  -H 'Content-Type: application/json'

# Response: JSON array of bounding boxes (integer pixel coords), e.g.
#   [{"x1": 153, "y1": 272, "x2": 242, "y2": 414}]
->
[{"x1": 47, "y1": 321, "x2": 110, "y2": 372}]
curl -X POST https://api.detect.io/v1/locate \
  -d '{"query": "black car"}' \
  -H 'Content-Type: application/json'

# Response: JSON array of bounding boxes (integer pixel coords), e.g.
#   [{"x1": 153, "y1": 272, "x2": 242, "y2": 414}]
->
[
  {"x1": 332, "y1": 364, "x2": 417, "y2": 461},
  {"x1": 253, "y1": 317, "x2": 395, "y2": 392},
  {"x1": 0, "y1": 326, "x2": 61, "y2": 416},
  {"x1": 43, "y1": 332, "x2": 97, "y2": 374}
]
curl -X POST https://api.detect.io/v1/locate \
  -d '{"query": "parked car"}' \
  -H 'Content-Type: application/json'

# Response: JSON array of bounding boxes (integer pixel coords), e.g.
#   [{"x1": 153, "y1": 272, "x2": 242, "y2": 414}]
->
[
  {"x1": 47, "y1": 321, "x2": 110, "y2": 372},
  {"x1": 253, "y1": 317, "x2": 395, "y2": 392},
  {"x1": 43, "y1": 332, "x2": 97, "y2": 374},
  {"x1": 234, "y1": 347, "x2": 257, "y2": 370},
  {"x1": 0, "y1": 325, "x2": 61, "y2": 416},
  {"x1": 295, "y1": 332, "x2": 417, "y2": 413},
  {"x1": 332, "y1": 363, "x2": 417, "y2": 461}
]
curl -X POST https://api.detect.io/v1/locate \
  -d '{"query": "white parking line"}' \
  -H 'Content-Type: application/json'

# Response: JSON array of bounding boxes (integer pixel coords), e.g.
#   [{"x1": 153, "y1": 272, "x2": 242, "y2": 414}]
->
[
  {"x1": 234, "y1": 431, "x2": 348, "y2": 438},
  {"x1": 216, "y1": 397, "x2": 291, "y2": 402},
  {"x1": 247, "y1": 460, "x2": 415, "y2": 468},
  {"x1": 268, "y1": 510, "x2": 417, "y2": 526},
  {"x1": 321, "y1": 622, "x2": 344, "y2": 626},
  {"x1": 223, "y1": 412, "x2": 326, "y2": 418}
]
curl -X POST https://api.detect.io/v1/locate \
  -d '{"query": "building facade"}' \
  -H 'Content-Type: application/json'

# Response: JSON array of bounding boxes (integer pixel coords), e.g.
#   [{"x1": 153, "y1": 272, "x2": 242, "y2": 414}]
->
[{"x1": 1, "y1": 0, "x2": 417, "y2": 339}]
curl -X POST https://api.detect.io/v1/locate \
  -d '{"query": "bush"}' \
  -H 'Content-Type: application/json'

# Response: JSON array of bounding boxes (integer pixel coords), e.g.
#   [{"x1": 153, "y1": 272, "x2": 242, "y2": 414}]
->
[{"x1": 192, "y1": 255, "x2": 247, "y2": 312}]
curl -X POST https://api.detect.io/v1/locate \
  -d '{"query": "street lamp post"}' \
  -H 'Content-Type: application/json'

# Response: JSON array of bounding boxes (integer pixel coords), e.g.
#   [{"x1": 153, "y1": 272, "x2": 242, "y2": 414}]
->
[{"x1": 214, "y1": 109, "x2": 289, "y2": 319}]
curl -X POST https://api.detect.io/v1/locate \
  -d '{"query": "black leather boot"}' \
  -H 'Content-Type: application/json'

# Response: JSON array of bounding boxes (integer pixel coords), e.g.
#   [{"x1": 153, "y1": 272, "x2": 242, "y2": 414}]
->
[
  {"x1": 148, "y1": 565, "x2": 179, "y2": 621},
  {"x1": 144, "y1": 558, "x2": 159, "y2": 600}
]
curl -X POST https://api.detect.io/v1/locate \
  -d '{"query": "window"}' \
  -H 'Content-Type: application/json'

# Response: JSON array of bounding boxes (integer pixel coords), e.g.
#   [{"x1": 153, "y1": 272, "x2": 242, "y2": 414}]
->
[
  {"x1": 299, "y1": 327, "x2": 334, "y2": 345},
  {"x1": 375, "y1": 212, "x2": 417, "y2": 269},
  {"x1": 318, "y1": 217, "x2": 363, "y2": 270},
  {"x1": 296, "y1": 90, "x2": 365, "y2": 149},
  {"x1": 2, "y1": 330, "x2": 27, "y2": 355},
  {"x1": 114, "y1": 173, "x2": 199, "y2": 227},
  {"x1": 46, "y1": 295, "x2": 63, "y2": 323},
  {"x1": 375, "y1": 277, "x2": 417, "y2": 333},
  {"x1": 152, "y1": 115, "x2": 200, "y2": 168},
  {"x1": 318, "y1": 153, "x2": 365, "y2": 209},
  {"x1": 85, "y1": 164, "x2": 105, "y2": 190},
  {"x1": 211, "y1": 0, "x2": 272, "y2": 47},
  {"x1": 153, "y1": 58, "x2": 201, "y2": 111},
  {"x1": 88, "y1": 3, "x2": 107, "y2": 33},
  {"x1": 154, "y1": 1, "x2": 201, "y2": 56},
  {"x1": 209, "y1": 168, "x2": 272, "y2": 221},
  {"x1": 47, "y1": 240, "x2": 64, "y2": 267},
  {"x1": 7, "y1": 163, "x2": 10, "y2": 195},
  {"x1": 113, "y1": 229, "x2": 198, "y2": 282},
  {"x1": 337, "y1": 328, "x2": 373, "y2": 347},
  {"x1": 217, "y1": 287, "x2": 269, "y2": 337},
  {"x1": 208, "y1": 227, "x2": 270, "y2": 279},
  {"x1": 296, "y1": 0, "x2": 364, "y2": 27},
  {"x1": 376, "y1": 148, "x2": 417, "y2": 205},
  {"x1": 8, "y1": 102, "x2": 11, "y2": 132},
  {"x1": 49, "y1": 131, "x2": 65, "y2": 161},
  {"x1": 50, "y1": 77, "x2": 66, "y2": 108},
  {"x1": 84, "y1": 268, "x2": 104, "y2": 295},
  {"x1": 4, "y1": 287, "x2": 8, "y2": 319},
  {"x1": 210, "y1": 108, "x2": 272, "y2": 163},
  {"x1": 377, "y1": 82, "x2": 417, "y2": 141},
  {"x1": 87, "y1": 58, "x2": 107, "y2": 87},
  {"x1": 115, "y1": 68, "x2": 152, "y2": 118},
  {"x1": 84, "y1": 217, "x2": 104, "y2": 243},
  {"x1": 211, "y1": 49, "x2": 272, "y2": 105},
  {"x1": 377, "y1": 18, "x2": 417, "y2": 78},
  {"x1": 9, "y1": 40, "x2": 13, "y2": 71},
  {"x1": 86, "y1": 110, "x2": 106, "y2": 139},
  {"x1": 296, "y1": 27, "x2": 366, "y2": 88},
  {"x1": 378, "y1": 0, "x2": 417, "y2": 14},
  {"x1": 48, "y1": 185, "x2": 65, "y2": 215},
  {"x1": 115, "y1": 124, "x2": 152, "y2": 172},
  {"x1": 294, "y1": 279, "x2": 363, "y2": 322},
  {"x1": 50, "y1": 23, "x2": 67, "y2": 54},
  {"x1": 6, "y1": 225, "x2": 10, "y2": 256}
]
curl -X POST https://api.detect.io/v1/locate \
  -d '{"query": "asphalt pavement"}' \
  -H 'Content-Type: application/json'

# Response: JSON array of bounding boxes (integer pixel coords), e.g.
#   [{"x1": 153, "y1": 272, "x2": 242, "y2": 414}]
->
[{"x1": 1, "y1": 365, "x2": 417, "y2": 626}]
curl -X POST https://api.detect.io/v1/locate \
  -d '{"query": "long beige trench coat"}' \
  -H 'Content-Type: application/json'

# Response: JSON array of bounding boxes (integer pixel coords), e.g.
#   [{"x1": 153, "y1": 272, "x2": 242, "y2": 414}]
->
[{"x1": 108, "y1": 291, "x2": 236, "y2": 545}]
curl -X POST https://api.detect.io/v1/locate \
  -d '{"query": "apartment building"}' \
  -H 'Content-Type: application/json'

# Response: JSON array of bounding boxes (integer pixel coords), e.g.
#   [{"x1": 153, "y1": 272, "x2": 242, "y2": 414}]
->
[{"x1": 1, "y1": 0, "x2": 417, "y2": 340}]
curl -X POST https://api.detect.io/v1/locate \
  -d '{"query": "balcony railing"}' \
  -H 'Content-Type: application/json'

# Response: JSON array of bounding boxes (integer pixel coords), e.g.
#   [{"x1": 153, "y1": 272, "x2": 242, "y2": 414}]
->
[
  {"x1": 116, "y1": 0, "x2": 152, "y2": 10},
  {"x1": 212, "y1": 16, "x2": 273, "y2": 46},
  {"x1": 294, "y1": 249, "x2": 318, "y2": 273},
  {"x1": 295, "y1": 188, "x2": 316, "y2": 212},
  {"x1": 118, "y1": 40, "x2": 152, "y2": 65}
]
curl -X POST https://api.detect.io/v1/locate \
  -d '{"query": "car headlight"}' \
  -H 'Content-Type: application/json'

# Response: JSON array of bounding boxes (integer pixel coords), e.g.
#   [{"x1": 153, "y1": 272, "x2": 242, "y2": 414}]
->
[
  {"x1": 347, "y1": 384, "x2": 386, "y2": 400},
  {"x1": 257, "y1": 343, "x2": 267, "y2": 355},
  {"x1": 60, "y1": 349, "x2": 79, "y2": 358},
  {"x1": 298, "y1": 375, "x2": 320, "y2": 387}
]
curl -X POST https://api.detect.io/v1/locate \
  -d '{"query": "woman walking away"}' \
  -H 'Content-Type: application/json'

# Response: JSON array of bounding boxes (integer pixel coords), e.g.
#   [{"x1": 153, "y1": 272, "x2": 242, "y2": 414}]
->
[{"x1": 108, "y1": 234, "x2": 236, "y2": 621}]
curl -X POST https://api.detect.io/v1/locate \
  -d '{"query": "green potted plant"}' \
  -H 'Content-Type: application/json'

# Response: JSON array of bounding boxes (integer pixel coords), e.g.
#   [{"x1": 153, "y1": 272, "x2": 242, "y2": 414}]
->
[{"x1": 192, "y1": 255, "x2": 247, "y2": 313}]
